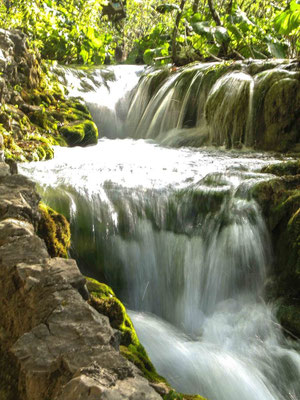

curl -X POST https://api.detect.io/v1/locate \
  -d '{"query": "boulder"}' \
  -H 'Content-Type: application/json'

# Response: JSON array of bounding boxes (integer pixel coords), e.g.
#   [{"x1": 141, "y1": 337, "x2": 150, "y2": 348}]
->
[{"x1": 60, "y1": 120, "x2": 98, "y2": 146}]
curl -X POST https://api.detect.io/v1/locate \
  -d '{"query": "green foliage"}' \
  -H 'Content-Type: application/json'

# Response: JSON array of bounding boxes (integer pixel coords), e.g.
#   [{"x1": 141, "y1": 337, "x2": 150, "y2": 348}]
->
[
  {"x1": 86, "y1": 276, "x2": 166, "y2": 383},
  {"x1": 156, "y1": 3, "x2": 181, "y2": 14},
  {"x1": 1, "y1": 0, "x2": 299, "y2": 65},
  {"x1": 0, "y1": 0, "x2": 114, "y2": 64},
  {"x1": 275, "y1": 1, "x2": 300, "y2": 34}
]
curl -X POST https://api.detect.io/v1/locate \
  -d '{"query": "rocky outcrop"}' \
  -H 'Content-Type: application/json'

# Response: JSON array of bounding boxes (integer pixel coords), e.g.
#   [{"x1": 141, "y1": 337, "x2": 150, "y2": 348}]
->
[
  {"x1": 0, "y1": 161, "x2": 162, "y2": 400},
  {"x1": 252, "y1": 160, "x2": 300, "y2": 338},
  {"x1": 0, "y1": 29, "x2": 99, "y2": 162}
]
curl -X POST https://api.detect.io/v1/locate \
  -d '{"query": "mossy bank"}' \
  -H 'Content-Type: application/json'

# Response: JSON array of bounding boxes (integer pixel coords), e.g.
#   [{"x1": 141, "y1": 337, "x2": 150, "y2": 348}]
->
[
  {"x1": 252, "y1": 160, "x2": 300, "y2": 338},
  {"x1": 0, "y1": 29, "x2": 99, "y2": 163}
]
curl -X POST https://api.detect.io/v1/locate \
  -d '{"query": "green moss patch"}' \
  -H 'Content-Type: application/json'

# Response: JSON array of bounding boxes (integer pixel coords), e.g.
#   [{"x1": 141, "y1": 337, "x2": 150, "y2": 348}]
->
[
  {"x1": 38, "y1": 202, "x2": 71, "y2": 258},
  {"x1": 1, "y1": 57, "x2": 99, "y2": 162},
  {"x1": 87, "y1": 277, "x2": 207, "y2": 398},
  {"x1": 163, "y1": 392, "x2": 206, "y2": 400},
  {"x1": 59, "y1": 120, "x2": 98, "y2": 146},
  {"x1": 261, "y1": 160, "x2": 300, "y2": 177},
  {"x1": 86, "y1": 277, "x2": 165, "y2": 383}
]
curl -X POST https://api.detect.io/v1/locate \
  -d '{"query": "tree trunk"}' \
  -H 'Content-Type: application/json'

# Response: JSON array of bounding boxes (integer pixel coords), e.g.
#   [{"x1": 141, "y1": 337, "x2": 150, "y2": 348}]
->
[
  {"x1": 208, "y1": 0, "x2": 230, "y2": 57},
  {"x1": 193, "y1": 0, "x2": 200, "y2": 13},
  {"x1": 207, "y1": 0, "x2": 221, "y2": 26},
  {"x1": 171, "y1": 0, "x2": 187, "y2": 65}
]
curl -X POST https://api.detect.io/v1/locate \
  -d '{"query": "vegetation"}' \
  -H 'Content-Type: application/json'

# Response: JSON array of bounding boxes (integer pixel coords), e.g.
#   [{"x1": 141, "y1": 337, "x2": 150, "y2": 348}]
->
[
  {"x1": 86, "y1": 276, "x2": 207, "y2": 399},
  {"x1": 252, "y1": 161, "x2": 300, "y2": 338},
  {"x1": 86, "y1": 277, "x2": 166, "y2": 383},
  {"x1": 38, "y1": 202, "x2": 71, "y2": 258},
  {"x1": 0, "y1": 0, "x2": 299, "y2": 66}
]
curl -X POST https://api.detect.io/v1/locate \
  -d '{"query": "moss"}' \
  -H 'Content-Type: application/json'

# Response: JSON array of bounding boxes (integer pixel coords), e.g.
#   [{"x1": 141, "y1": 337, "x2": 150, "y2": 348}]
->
[
  {"x1": 86, "y1": 277, "x2": 208, "y2": 398},
  {"x1": 59, "y1": 120, "x2": 98, "y2": 146},
  {"x1": 28, "y1": 109, "x2": 57, "y2": 131},
  {"x1": 38, "y1": 202, "x2": 71, "y2": 258},
  {"x1": 0, "y1": 343, "x2": 19, "y2": 400},
  {"x1": 252, "y1": 162, "x2": 300, "y2": 338},
  {"x1": 261, "y1": 160, "x2": 300, "y2": 177},
  {"x1": 147, "y1": 68, "x2": 170, "y2": 97},
  {"x1": 163, "y1": 390, "x2": 206, "y2": 400},
  {"x1": 1, "y1": 58, "x2": 98, "y2": 162},
  {"x1": 205, "y1": 72, "x2": 252, "y2": 148},
  {"x1": 276, "y1": 302, "x2": 300, "y2": 338},
  {"x1": 251, "y1": 70, "x2": 300, "y2": 151},
  {"x1": 86, "y1": 277, "x2": 165, "y2": 383}
]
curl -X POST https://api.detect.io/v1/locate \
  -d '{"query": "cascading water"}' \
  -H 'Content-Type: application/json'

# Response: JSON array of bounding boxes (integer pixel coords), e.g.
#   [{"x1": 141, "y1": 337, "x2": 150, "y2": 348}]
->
[{"x1": 21, "y1": 63, "x2": 300, "y2": 400}]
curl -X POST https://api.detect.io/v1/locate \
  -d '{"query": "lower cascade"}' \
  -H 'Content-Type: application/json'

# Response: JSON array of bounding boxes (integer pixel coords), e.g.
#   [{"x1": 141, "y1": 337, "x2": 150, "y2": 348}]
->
[{"x1": 21, "y1": 64, "x2": 300, "y2": 400}]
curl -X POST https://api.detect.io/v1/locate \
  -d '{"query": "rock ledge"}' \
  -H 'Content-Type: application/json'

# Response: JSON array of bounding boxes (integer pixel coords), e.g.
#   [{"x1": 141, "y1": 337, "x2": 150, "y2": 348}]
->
[{"x1": 0, "y1": 161, "x2": 161, "y2": 400}]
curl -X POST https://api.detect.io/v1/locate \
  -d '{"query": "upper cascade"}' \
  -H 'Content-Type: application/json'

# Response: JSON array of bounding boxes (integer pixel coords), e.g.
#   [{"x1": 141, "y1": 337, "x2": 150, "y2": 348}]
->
[{"x1": 56, "y1": 60, "x2": 300, "y2": 152}]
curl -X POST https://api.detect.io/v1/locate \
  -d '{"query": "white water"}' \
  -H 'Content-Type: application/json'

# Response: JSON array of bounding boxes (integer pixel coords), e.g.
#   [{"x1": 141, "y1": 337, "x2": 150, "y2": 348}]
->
[{"x1": 21, "y1": 64, "x2": 300, "y2": 400}]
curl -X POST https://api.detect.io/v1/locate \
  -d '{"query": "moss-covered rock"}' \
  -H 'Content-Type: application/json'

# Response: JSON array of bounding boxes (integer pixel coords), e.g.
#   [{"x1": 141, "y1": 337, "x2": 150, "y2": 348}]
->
[
  {"x1": 252, "y1": 161, "x2": 300, "y2": 338},
  {"x1": 252, "y1": 69, "x2": 300, "y2": 152},
  {"x1": 205, "y1": 72, "x2": 252, "y2": 148},
  {"x1": 86, "y1": 277, "x2": 164, "y2": 383},
  {"x1": 0, "y1": 29, "x2": 99, "y2": 162},
  {"x1": 163, "y1": 392, "x2": 206, "y2": 400},
  {"x1": 86, "y1": 277, "x2": 207, "y2": 399},
  {"x1": 59, "y1": 120, "x2": 98, "y2": 146},
  {"x1": 38, "y1": 202, "x2": 71, "y2": 258},
  {"x1": 261, "y1": 160, "x2": 300, "y2": 177}
]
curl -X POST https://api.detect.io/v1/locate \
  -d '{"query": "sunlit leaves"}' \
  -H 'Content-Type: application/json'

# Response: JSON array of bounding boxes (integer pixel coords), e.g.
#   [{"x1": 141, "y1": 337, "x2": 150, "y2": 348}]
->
[
  {"x1": 0, "y1": 0, "x2": 109, "y2": 64},
  {"x1": 274, "y1": 1, "x2": 300, "y2": 35},
  {"x1": 156, "y1": 3, "x2": 180, "y2": 14}
]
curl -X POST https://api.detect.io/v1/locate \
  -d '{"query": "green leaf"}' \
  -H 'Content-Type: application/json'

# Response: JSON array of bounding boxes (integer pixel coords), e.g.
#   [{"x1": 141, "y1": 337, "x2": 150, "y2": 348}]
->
[
  {"x1": 227, "y1": 23, "x2": 243, "y2": 40},
  {"x1": 214, "y1": 26, "x2": 229, "y2": 44},
  {"x1": 267, "y1": 41, "x2": 287, "y2": 58},
  {"x1": 80, "y1": 48, "x2": 89, "y2": 63},
  {"x1": 192, "y1": 21, "x2": 214, "y2": 40},
  {"x1": 156, "y1": 4, "x2": 180, "y2": 14},
  {"x1": 290, "y1": 1, "x2": 300, "y2": 12},
  {"x1": 143, "y1": 48, "x2": 155, "y2": 64},
  {"x1": 274, "y1": 1, "x2": 300, "y2": 34},
  {"x1": 191, "y1": 13, "x2": 203, "y2": 23}
]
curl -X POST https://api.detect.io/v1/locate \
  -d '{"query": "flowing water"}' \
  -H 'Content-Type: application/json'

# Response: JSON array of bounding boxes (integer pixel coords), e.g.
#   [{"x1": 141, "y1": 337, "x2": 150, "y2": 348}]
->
[{"x1": 21, "y1": 64, "x2": 300, "y2": 400}]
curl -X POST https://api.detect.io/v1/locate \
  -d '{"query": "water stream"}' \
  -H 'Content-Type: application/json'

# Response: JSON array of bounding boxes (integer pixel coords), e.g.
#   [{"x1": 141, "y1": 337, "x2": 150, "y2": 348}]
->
[{"x1": 21, "y1": 64, "x2": 300, "y2": 400}]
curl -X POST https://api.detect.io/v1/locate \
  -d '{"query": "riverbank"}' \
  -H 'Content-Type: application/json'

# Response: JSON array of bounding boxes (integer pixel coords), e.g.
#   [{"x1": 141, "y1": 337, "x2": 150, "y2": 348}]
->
[{"x1": 0, "y1": 160, "x2": 165, "y2": 400}]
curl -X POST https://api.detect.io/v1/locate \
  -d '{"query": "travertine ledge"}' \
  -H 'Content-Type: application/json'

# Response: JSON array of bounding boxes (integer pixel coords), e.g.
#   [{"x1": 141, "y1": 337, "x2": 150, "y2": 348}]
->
[{"x1": 0, "y1": 161, "x2": 162, "y2": 400}]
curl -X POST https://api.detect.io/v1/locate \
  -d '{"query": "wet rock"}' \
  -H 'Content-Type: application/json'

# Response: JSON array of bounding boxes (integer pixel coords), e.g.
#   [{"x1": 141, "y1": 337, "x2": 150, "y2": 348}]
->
[
  {"x1": 60, "y1": 120, "x2": 99, "y2": 146},
  {"x1": 0, "y1": 165, "x2": 162, "y2": 400},
  {"x1": 38, "y1": 203, "x2": 71, "y2": 258},
  {"x1": 0, "y1": 161, "x2": 10, "y2": 177},
  {"x1": 252, "y1": 162, "x2": 300, "y2": 338}
]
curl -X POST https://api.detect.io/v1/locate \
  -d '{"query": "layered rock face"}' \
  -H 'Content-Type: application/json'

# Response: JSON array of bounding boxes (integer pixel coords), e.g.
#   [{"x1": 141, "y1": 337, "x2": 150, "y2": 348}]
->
[{"x1": 0, "y1": 162, "x2": 162, "y2": 400}]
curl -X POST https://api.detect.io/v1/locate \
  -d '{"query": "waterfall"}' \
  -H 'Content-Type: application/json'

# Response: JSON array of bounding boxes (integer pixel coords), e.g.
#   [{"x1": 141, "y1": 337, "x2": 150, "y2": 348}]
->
[
  {"x1": 55, "y1": 64, "x2": 145, "y2": 138},
  {"x1": 21, "y1": 63, "x2": 300, "y2": 400},
  {"x1": 55, "y1": 59, "x2": 299, "y2": 150}
]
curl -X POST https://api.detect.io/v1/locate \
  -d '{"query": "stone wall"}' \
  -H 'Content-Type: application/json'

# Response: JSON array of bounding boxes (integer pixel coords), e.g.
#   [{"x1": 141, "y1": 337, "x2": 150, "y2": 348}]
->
[{"x1": 0, "y1": 161, "x2": 162, "y2": 400}]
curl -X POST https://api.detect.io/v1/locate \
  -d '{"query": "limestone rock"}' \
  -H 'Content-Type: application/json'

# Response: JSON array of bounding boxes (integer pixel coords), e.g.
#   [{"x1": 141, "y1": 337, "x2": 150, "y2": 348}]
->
[
  {"x1": 0, "y1": 161, "x2": 10, "y2": 177},
  {"x1": 0, "y1": 166, "x2": 162, "y2": 399},
  {"x1": 0, "y1": 173, "x2": 40, "y2": 224},
  {"x1": 56, "y1": 363, "x2": 161, "y2": 400}
]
